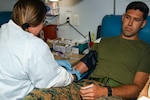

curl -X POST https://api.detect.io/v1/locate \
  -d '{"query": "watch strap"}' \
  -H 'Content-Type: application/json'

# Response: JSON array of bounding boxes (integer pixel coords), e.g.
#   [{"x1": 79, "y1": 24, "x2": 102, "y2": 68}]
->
[{"x1": 105, "y1": 86, "x2": 112, "y2": 96}]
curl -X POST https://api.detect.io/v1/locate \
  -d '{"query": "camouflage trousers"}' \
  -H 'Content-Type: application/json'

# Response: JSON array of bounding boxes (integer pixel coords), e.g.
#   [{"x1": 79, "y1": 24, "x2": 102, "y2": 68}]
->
[{"x1": 24, "y1": 79, "x2": 123, "y2": 100}]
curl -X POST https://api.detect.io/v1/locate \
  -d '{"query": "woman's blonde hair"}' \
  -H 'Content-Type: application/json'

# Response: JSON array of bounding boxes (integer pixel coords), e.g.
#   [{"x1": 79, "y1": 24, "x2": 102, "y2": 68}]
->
[{"x1": 12, "y1": 0, "x2": 46, "y2": 30}]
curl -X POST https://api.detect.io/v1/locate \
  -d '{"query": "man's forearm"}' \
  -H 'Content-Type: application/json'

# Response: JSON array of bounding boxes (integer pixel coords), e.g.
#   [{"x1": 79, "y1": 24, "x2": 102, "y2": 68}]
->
[
  {"x1": 103, "y1": 72, "x2": 149, "y2": 99},
  {"x1": 73, "y1": 61, "x2": 88, "y2": 74},
  {"x1": 71, "y1": 61, "x2": 88, "y2": 81},
  {"x1": 112, "y1": 84, "x2": 145, "y2": 99}
]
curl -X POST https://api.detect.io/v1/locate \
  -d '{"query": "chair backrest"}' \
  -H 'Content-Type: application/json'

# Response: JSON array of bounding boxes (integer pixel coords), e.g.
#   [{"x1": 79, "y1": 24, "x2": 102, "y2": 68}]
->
[
  {"x1": 99, "y1": 15, "x2": 150, "y2": 44},
  {"x1": 0, "y1": 11, "x2": 12, "y2": 27}
]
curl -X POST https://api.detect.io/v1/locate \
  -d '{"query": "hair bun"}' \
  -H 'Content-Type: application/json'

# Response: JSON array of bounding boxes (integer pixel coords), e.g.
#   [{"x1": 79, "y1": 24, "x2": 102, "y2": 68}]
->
[{"x1": 21, "y1": 23, "x2": 29, "y2": 30}]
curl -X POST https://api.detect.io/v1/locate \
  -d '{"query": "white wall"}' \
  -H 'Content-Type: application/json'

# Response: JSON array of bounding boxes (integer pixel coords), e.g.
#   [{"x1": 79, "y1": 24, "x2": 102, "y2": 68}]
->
[
  {"x1": 0, "y1": 0, "x2": 150, "y2": 41},
  {"x1": 56, "y1": 0, "x2": 114, "y2": 40},
  {"x1": 0, "y1": 0, "x2": 17, "y2": 11},
  {"x1": 115, "y1": 0, "x2": 150, "y2": 15}
]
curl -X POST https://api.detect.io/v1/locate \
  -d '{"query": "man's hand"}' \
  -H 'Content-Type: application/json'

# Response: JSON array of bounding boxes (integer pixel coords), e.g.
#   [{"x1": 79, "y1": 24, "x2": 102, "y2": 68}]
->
[{"x1": 80, "y1": 84, "x2": 107, "y2": 100}]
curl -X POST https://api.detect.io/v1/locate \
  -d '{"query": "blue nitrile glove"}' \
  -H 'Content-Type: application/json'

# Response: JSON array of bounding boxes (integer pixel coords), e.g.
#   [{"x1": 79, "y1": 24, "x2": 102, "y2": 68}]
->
[
  {"x1": 56, "y1": 60, "x2": 93, "y2": 81},
  {"x1": 56, "y1": 60, "x2": 72, "y2": 71},
  {"x1": 56, "y1": 60, "x2": 82, "y2": 81}
]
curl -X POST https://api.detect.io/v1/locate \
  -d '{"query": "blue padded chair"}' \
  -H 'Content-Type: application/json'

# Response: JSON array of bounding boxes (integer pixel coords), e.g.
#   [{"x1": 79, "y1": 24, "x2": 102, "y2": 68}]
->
[
  {"x1": 0, "y1": 11, "x2": 12, "y2": 27},
  {"x1": 97, "y1": 15, "x2": 150, "y2": 44}
]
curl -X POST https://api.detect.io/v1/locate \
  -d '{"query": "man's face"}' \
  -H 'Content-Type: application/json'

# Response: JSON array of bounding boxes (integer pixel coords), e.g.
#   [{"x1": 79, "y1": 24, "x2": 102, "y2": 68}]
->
[{"x1": 121, "y1": 9, "x2": 146, "y2": 40}]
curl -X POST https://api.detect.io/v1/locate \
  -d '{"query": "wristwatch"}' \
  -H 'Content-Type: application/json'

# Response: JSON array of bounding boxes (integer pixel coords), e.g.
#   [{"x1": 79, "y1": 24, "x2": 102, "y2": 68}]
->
[{"x1": 105, "y1": 86, "x2": 112, "y2": 96}]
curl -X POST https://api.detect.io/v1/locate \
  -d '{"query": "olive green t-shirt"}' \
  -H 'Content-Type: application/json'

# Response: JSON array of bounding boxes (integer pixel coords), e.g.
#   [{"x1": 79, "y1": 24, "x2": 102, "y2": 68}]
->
[{"x1": 90, "y1": 36, "x2": 150, "y2": 84}]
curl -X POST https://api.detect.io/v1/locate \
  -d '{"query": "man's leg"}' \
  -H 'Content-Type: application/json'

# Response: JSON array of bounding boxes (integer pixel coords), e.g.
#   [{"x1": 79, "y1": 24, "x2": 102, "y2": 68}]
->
[
  {"x1": 24, "y1": 82, "x2": 81, "y2": 100},
  {"x1": 24, "y1": 79, "x2": 97, "y2": 100},
  {"x1": 24, "y1": 79, "x2": 124, "y2": 100},
  {"x1": 95, "y1": 96, "x2": 124, "y2": 100}
]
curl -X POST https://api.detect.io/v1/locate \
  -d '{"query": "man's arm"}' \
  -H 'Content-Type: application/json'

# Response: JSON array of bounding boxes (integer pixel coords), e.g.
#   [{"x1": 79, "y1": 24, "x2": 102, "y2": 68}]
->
[
  {"x1": 80, "y1": 72, "x2": 149, "y2": 99},
  {"x1": 112, "y1": 72, "x2": 149, "y2": 99},
  {"x1": 72, "y1": 61, "x2": 88, "y2": 81}
]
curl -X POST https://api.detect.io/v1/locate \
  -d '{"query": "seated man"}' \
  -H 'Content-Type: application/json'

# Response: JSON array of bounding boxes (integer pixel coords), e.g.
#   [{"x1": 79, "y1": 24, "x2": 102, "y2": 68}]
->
[{"x1": 25, "y1": 1, "x2": 150, "y2": 100}]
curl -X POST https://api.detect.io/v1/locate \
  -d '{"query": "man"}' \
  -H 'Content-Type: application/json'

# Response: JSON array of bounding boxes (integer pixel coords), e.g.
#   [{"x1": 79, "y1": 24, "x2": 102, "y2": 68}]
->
[{"x1": 25, "y1": 1, "x2": 150, "y2": 100}]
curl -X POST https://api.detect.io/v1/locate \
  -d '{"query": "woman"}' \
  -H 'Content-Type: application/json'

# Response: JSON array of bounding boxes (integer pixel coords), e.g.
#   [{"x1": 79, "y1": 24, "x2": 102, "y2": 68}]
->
[{"x1": 0, "y1": 0, "x2": 88, "y2": 99}]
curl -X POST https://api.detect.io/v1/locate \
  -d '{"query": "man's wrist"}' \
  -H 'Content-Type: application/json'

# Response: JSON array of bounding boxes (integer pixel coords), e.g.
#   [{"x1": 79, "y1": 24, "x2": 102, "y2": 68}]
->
[
  {"x1": 105, "y1": 86, "x2": 112, "y2": 96},
  {"x1": 74, "y1": 62, "x2": 88, "y2": 74}
]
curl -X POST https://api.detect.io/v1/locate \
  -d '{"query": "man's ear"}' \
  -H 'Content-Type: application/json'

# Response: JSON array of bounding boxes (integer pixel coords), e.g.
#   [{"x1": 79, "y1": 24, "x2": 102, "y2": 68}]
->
[
  {"x1": 141, "y1": 20, "x2": 147, "y2": 28},
  {"x1": 122, "y1": 14, "x2": 125, "y2": 22}
]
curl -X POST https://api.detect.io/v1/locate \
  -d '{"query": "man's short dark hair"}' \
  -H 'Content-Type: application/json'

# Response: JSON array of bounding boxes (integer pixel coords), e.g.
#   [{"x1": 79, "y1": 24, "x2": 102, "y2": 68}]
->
[{"x1": 126, "y1": 1, "x2": 149, "y2": 20}]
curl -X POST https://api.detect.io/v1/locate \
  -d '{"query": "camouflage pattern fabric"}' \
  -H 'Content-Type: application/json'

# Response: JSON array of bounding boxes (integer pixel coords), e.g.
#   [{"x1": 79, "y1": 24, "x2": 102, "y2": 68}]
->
[{"x1": 24, "y1": 79, "x2": 124, "y2": 100}]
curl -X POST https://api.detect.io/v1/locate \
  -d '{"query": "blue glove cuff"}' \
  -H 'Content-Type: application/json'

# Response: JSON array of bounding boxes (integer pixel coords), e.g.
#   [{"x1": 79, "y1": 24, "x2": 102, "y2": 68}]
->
[{"x1": 68, "y1": 68, "x2": 81, "y2": 81}]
